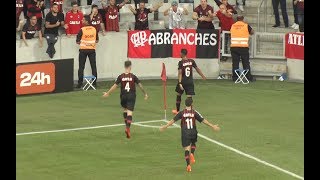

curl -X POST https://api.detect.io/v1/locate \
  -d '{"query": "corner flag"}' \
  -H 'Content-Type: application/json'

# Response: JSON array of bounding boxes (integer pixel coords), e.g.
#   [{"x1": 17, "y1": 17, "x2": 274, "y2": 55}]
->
[
  {"x1": 161, "y1": 63, "x2": 167, "y2": 120},
  {"x1": 161, "y1": 63, "x2": 167, "y2": 82}
]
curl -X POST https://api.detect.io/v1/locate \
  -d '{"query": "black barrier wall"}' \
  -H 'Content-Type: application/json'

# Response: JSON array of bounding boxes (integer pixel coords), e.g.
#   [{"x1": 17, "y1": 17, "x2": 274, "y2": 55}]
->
[{"x1": 16, "y1": 59, "x2": 74, "y2": 96}]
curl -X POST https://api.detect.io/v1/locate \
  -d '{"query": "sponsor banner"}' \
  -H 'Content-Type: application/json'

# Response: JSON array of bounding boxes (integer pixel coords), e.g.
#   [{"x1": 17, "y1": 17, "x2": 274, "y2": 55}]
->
[
  {"x1": 285, "y1": 32, "x2": 304, "y2": 60},
  {"x1": 16, "y1": 63, "x2": 55, "y2": 95},
  {"x1": 16, "y1": 59, "x2": 74, "y2": 96},
  {"x1": 128, "y1": 29, "x2": 220, "y2": 58}
]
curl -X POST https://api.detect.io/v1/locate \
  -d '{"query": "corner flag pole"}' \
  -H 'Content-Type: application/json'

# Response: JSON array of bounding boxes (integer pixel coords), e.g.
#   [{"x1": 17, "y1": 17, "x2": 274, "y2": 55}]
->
[{"x1": 161, "y1": 63, "x2": 167, "y2": 120}]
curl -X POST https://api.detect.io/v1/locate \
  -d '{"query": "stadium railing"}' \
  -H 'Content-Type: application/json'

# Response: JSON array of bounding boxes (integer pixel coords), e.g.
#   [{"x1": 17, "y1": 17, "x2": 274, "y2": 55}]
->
[
  {"x1": 221, "y1": 31, "x2": 286, "y2": 59},
  {"x1": 257, "y1": 0, "x2": 267, "y2": 32}
]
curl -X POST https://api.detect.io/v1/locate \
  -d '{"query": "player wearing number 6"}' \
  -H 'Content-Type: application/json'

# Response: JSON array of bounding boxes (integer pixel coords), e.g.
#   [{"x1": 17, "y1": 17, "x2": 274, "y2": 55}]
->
[
  {"x1": 103, "y1": 60, "x2": 148, "y2": 138},
  {"x1": 172, "y1": 49, "x2": 206, "y2": 115},
  {"x1": 160, "y1": 98, "x2": 220, "y2": 172}
]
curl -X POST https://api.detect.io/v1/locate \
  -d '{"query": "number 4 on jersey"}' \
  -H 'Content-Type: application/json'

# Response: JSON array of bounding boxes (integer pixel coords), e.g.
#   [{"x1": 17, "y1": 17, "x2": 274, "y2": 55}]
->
[{"x1": 125, "y1": 82, "x2": 130, "y2": 92}]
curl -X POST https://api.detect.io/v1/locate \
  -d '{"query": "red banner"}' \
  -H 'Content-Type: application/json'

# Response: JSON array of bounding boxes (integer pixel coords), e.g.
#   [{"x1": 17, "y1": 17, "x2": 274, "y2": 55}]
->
[
  {"x1": 285, "y1": 32, "x2": 304, "y2": 60},
  {"x1": 128, "y1": 30, "x2": 152, "y2": 58}
]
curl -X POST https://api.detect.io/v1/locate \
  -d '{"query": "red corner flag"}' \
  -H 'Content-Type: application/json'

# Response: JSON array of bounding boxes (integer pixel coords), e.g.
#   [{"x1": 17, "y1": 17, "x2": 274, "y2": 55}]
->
[
  {"x1": 161, "y1": 63, "x2": 167, "y2": 119},
  {"x1": 161, "y1": 62, "x2": 167, "y2": 82}
]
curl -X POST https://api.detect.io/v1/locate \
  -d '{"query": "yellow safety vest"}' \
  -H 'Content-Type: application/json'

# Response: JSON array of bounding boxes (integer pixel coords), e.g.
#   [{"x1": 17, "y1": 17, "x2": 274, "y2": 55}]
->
[
  {"x1": 80, "y1": 26, "x2": 96, "y2": 50},
  {"x1": 230, "y1": 21, "x2": 249, "y2": 48}
]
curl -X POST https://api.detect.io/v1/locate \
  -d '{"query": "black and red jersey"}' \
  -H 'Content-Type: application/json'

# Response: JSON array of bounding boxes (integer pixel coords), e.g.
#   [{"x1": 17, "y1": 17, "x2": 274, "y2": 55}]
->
[
  {"x1": 90, "y1": 13, "x2": 103, "y2": 32},
  {"x1": 115, "y1": 73, "x2": 140, "y2": 95},
  {"x1": 105, "y1": 5, "x2": 121, "y2": 32},
  {"x1": 174, "y1": 109, "x2": 204, "y2": 132},
  {"x1": 21, "y1": 22, "x2": 41, "y2": 39},
  {"x1": 193, "y1": 5, "x2": 215, "y2": 29},
  {"x1": 178, "y1": 59, "x2": 198, "y2": 84},
  {"x1": 134, "y1": 8, "x2": 151, "y2": 30},
  {"x1": 27, "y1": 0, "x2": 44, "y2": 19},
  {"x1": 16, "y1": 0, "x2": 24, "y2": 27}
]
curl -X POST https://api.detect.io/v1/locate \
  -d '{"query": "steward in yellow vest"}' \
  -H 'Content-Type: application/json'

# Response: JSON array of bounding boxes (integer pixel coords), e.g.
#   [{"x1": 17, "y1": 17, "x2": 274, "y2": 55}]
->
[
  {"x1": 230, "y1": 15, "x2": 255, "y2": 82},
  {"x1": 76, "y1": 15, "x2": 99, "y2": 88}
]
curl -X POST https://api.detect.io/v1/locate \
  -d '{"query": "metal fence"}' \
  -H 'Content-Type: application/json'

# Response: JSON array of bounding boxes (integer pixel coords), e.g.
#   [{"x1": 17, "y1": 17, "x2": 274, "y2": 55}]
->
[
  {"x1": 254, "y1": 32, "x2": 286, "y2": 59},
  {"x1": 220, "y1": 31, "x2": 286, "y2": 60}
]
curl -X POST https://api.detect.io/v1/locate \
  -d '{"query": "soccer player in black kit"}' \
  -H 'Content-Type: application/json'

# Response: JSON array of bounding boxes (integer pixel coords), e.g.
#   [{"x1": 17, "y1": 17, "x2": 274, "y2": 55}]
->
[
  {"x1": 103, "y1": 60, "x2": 148, "y2": 138},
  {"x1": 161, "y1": 98, "x2": 220, "y2": 172},
  {"x1": 172, "y1": 49, "x2": 207, "y2": 115}
]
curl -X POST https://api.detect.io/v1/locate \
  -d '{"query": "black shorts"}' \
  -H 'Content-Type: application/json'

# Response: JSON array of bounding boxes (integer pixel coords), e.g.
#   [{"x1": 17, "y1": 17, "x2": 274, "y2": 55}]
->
[
  {"x1": 175, "y1": 82, "x2": 195, "y2": 95},
  {"x1": 181, "y1": 130, "x2": 198, "y2": 147},
  {"x1": 120, "y1": 93, "x2": 136, "y2": 111}
]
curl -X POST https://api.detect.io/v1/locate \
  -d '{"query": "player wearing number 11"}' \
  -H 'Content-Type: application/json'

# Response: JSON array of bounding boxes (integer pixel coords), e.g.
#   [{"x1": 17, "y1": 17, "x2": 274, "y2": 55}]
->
[
  {"x1": 160, "y1": 98, "x2": 220, "y2": 172},
  {"x1": 103, "y1": 60, "x2": 148, "y2": 139},
  {"x1": 172, "y1": 49, "x2": 207, "y2": 115}
]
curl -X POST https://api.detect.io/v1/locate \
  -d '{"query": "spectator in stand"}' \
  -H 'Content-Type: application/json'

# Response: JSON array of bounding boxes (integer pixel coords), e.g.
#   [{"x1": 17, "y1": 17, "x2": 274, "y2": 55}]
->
[
  {"x1": 294, "y1": 0, "x2": 303, "y2": 32},
  {"x1": 192, "y1": 0, "x2": 216, "y2": 30},
  {"x1": 215, "y1": 4, "x2": 234, "y2": 61},
  {"x1": 44, "y1": 0, "x2": 51, "y2": 14},
  {"x1": 104, "y1": 0, "x2": 128, "y2": 32},
  {"x1": 23, "y1": 0, "x2": 29, "y2": 19},
  {"x1": 164, "y1": 1, "x2": 188, "y2": 29},
  {"x1": 90, "y1": 4, "x2": 106, "y2": 35},
  {"x1": 133, "y1": 0, "x2": 147, "y2": 9},
  {"x1": 213, "y1": 0, "x2": 237, "y2": 14},
  {"x1": 50, "y1": 0, "x2": 64, "y2": 12},
  {"x1": 272, "y1": 0, "x2": 289, "y2": 28},
  {"x1": 21, "y1": 15, "x2": 43, "y2": 47},
  {"x1": 64, "y1": 1, "x2": 83, "y2": 37},
  {"x1": 235, "y1": 0, "x2": 245, "y2": 12},
  {"x1": 133, "y1": 0, "x2": 139, "y2": 9},
  {"x1": 128, "y1": 1, "x2": 163, "y2": 30},
  {"x1": 44, "y1": 3, "x2": 64, "y2": 58},
  {"x1": 27, "y1": 0, "x2": 45, "y2": 29},
  {"x1": 16, "y1": 0, "x2": 26, "y2": 32},
  {"x1": 92, "y1": 0, "x2": 108, "y2": 26},
  {"x1": 291, "y1": 0, "x2": 299, "y2": 30},
  {"x1": 179, "y1": 0, "x2": 193, "y2": 3}
]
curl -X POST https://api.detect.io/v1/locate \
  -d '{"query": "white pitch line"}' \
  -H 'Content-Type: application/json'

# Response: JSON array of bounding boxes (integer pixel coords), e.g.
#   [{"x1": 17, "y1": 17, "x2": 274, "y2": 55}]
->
[
  {"x1": 133, "y1": 123, "x2": 178, "y2": 129},
  {"x1": 164, "y1": 120, "x2": 304, "y2": 180},
  {"x1": 16, "y1": 119, "x2": 163, "y2": 136}
]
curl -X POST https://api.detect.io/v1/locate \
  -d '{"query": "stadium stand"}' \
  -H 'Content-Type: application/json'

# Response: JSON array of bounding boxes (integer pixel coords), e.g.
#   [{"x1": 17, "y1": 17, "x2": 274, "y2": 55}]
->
[{"x1": 16, "y1": 0, "x2": 303, "y2": 81}]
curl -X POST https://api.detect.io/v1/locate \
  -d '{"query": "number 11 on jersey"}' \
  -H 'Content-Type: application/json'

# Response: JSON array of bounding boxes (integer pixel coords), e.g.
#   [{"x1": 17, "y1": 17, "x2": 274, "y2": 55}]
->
[{"x1": 186, "y1": 118, "x2": 193, "y2": 129}]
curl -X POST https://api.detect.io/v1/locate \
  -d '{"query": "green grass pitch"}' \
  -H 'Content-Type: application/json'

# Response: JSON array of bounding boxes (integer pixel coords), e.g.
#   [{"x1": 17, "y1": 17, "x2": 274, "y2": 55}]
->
[{"x1": 16, "y1": 80, "x2": 304, "y2": 180}]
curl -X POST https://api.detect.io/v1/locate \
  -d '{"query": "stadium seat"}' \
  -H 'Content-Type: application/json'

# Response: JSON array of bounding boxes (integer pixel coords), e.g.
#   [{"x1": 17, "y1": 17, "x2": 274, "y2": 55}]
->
[
  {"x1": 119, "y1": 21, "x2": 129, "y2": 31},
  {"x1": 83, "y1": 75, "x2": 96, "y2": 90},
  {"x1": 79, "y1": 5, "x2": 92, "y2": 15},
  {"x1": 185, "y1": 20, "x2": 197, "y2": 29},
  {"x1": 234, "y1": 69, "x2": 249, "y2": 84},
  {"x1": 149, "y1": 20, "x2": 165, "y2": 30}
]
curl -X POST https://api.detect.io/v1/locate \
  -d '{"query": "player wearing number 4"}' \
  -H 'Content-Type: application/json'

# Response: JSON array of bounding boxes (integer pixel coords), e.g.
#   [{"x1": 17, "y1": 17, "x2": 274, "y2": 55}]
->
[
  {"x1": 103, "y1": 60, "x2": 148, "y2": 139},
  {"x1": 160, "y1": 98, "x2": 220, "y2": 172},
  {"x1": 172, "y1": 48, "x2": 206, "y2": 115}
]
